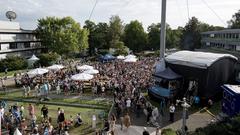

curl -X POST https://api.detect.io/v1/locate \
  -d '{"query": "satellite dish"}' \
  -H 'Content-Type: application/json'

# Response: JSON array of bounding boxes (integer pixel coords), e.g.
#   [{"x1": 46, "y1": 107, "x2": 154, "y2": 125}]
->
[{"x1": 6, "y1": 11, "x2": 17, "y2": 21}]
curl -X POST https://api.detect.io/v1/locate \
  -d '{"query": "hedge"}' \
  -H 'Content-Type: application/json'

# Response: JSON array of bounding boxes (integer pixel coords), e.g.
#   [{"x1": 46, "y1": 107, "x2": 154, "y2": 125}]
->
[{"x1": 0, "y1": 56, "x2": 28, "y2": 72}]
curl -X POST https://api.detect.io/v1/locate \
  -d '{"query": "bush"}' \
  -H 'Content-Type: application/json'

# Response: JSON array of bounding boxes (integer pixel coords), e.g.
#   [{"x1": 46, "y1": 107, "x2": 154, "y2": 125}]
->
[
  {"x1": 162, "y1": 128, "x2": 176, "y2": 135},
  {"x1": 0, "y1": 56, "x2": 28, "y2": 72},
  {"x1": 38, "y1": 52, "x2": 60, "y2": 67}
]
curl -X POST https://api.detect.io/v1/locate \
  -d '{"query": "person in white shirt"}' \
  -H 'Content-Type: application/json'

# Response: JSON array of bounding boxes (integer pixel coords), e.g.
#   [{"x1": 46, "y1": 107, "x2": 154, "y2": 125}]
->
[
  {"x1": 126, "y1": 98, "x2": 131, "y2": 113},
  {"x1": 169, "y1": 104, "x2": 175, "y2": 122}
]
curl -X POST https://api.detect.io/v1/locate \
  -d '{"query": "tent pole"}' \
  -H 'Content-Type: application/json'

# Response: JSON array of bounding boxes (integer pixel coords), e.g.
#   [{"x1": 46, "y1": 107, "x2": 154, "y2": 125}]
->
[{"x1": 160, "y1": 0, "x2": 167, "y2": 59}]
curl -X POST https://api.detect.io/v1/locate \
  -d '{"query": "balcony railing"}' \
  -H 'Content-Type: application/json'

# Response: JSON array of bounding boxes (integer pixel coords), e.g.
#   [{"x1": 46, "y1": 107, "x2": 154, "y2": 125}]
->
[{"x1": 202, "y1": 37, "x2": 240, "y2": 43}]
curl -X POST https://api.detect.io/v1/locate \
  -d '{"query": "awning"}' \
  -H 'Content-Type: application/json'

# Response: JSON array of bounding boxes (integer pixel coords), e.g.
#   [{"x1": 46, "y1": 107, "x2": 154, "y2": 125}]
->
[
  {"x1": 153, "y1": 67, "x2": 182, "y2": 80},
  {"x1": 148, "y1": 85, "x2": 171, "y2": 98}
]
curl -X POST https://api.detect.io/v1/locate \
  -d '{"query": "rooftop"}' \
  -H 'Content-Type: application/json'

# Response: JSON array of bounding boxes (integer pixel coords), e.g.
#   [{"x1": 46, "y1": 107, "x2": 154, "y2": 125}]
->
[
  {"x1": 0, "y1": 20, "x2": 33, "y2": 34},
  {"x1": 201, "y1": 29, "x2": 240, "y2": 34},
  {"x1": 165, "y1": 50, "x2": 238, "y2": 69},
  {"x1": 224, "y1": 84, "x2": 240, "y2": 94}
]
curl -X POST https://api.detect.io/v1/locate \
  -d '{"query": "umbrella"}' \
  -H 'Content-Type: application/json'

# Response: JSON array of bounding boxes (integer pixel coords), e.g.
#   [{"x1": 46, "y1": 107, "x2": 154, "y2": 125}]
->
[
  {"x1": 117, "y1": 55, "x2": 125, "y2": 60},
  {"x1": 27, "y1": 68, "x2": 49, "y2": 75},
  {"x1": 125, "y1": 54, "x2": 136, "y2": 59},
  {"x1": 47, "y1": 64, "x2": 64, "y2": 71},
  {"x1": 124, "y1": 57, "x2": 137, "y2": 62},
  {"x1": 77, "y1": 65, "x2": 94, "y2": 70},
  {"x1": 83, "y1": 69, "x2": 99, "y2": 75},
  {"x1": 71, "y1": 73, "x2": 94, "y2": 81}
]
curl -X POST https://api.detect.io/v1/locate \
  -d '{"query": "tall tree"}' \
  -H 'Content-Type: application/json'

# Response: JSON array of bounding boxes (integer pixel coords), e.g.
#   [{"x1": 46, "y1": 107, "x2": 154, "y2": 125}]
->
[
  {"x1": 93, "y1": 22, "x2": 110, "y2": 49},
  {"x1": 108, "y1": 15, "x2": 124, "y2": 48},
  {"x1": 228, "y1": 10, "x2": 240, "y2": 29},
  {"x1": 181, "y1": 17, "x2": 201, "y2": 50},
  {"x1": 83, "y1": 20, "x2": 96, "y2": 55},
  {"x1": 36, "y1": 16, "x2": 88, "y2": 56},
  {"x1": 123, "y1": 20, "x2": 148, "y2": 52},
  {"x1": 147, "y1": 23, "x2": 182, "y2": 50}
]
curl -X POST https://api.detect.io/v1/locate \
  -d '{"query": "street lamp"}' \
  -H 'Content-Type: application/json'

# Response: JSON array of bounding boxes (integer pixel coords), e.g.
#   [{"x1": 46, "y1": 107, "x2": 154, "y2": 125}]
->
[{"x1": 176, "y1": 97, "x2": 191, "y2": 135}]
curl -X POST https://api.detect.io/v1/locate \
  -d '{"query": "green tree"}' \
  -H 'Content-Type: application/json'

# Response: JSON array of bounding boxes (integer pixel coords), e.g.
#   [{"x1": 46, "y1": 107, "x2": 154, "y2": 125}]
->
[
  {"x1": 36, "y1": 16, "x2": 88, "y2": 56},
  {"x1": 83, "y1": 20, "x2": 96, "y2": 55},
  {"x1": 147, "y1": 23, "x2": 160, "y2": 50},
  {"x1": 113, "y1": 41, "x2": 128, "y2": 55},
  {"x1": 181, "y1": 17, "x2": 201, "y2": 50},
  {"x1": 93, "y1": 22, "x2": 110, "y2": 49},
  {"x1": 123, "y1": 20, "x2": 148, "y2": 52},
  {"x1": 108, "y1": 15, "x2": 124, "y2": 48},
  {"x1": 228, "y1": 9, "x2": 240, "y2": 29},
  {"x1": 147, "y1": 23, "x2": 182, "y2": 50}
]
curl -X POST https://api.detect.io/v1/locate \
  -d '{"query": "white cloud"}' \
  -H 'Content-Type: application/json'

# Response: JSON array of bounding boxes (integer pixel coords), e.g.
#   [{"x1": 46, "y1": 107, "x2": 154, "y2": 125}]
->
[{"x1": 0, "y1": 0, "x2": 239, "y2": 30}]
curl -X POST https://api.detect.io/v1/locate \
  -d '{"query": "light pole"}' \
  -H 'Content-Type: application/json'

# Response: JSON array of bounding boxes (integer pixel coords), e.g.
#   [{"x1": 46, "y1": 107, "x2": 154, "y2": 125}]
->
[{"x1": 176, "y1": 97, "x2": 191, "y2": 135}]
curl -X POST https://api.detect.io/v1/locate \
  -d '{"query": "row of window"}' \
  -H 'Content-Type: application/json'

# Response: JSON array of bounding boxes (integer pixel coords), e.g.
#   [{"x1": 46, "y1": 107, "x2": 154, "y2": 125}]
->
[
  {"x1": 0, "y1": 42, "x2": 30, "y2": 50},
  {"x1": 203, "y1": 33, "x2": 240, "y2": 39}
]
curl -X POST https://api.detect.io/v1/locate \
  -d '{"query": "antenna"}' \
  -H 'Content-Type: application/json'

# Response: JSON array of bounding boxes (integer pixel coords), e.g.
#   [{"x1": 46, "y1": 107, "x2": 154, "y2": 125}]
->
[{"x1": 6, "y1": 11, "x2": 17, "y2": 21}]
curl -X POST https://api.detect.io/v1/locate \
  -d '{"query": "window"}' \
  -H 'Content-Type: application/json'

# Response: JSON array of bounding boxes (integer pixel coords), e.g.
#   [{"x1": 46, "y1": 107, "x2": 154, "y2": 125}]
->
[
  {"x1": 0, "y1": 44, "x2": 1, "y2": 50},
  {"x1": 24, "y1": 42, "x2": 30, "y2": 48},
  {"x1": 9, "y1": 43, "x2": 17, "y2": 49}
]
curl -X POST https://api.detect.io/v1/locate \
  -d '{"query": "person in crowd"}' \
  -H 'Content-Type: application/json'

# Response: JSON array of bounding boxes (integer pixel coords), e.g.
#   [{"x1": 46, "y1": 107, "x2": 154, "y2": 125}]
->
[
  {"x1": 169, "y1": 104, "x2": 175, "y2": 122},
  {"x1": 75, "y1": 113, "x2": 83, "y2": 127},
  {"x1": 123, "y1": 113, "x2": 131, "y2": 129},
  {"x1": 41, "y1": 105, "x2": 49, "y2": 119},
  {"x1": 28, "y1": 103, "x2": 35, "y2": 118},
  {"x1": 102, "y1": 119, "x2": 110, "y2": 133},
  {"x1": 110, "y1": 114, "x2": 116, "y2": 132}
]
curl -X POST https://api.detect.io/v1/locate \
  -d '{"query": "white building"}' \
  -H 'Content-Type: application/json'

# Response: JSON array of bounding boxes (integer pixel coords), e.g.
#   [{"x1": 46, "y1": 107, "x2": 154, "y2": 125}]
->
[{"x1": 0, "y1": 20, "x2": 42, "y2": 59}]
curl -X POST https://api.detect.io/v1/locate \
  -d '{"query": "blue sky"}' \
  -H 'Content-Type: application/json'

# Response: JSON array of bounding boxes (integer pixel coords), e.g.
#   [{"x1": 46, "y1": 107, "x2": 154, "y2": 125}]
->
[{"x1": 0, "y1": 0, "x2": 240, "y2": 30}]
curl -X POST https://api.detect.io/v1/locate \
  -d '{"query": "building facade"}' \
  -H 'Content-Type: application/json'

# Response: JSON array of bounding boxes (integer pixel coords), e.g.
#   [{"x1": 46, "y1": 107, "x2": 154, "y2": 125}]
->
[
  {"x1": 0, "y1": 20, "x2": 42, "y2": 59},
  {"x1": 201, "y1": 29, "x2": 240, "y2": 51}
]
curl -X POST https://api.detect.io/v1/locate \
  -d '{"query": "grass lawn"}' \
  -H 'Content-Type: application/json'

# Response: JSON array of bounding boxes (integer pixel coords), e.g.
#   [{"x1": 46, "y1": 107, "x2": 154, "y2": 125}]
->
[
  {"x1": 0, "y1": 91, "x2": 112, "y2": 108},
  {"x1": 0, "y1": 69, "x2": 28, "y2": 77},
  {"x1": 7, "y1": 102, "x2": 107, "y2": 135}
]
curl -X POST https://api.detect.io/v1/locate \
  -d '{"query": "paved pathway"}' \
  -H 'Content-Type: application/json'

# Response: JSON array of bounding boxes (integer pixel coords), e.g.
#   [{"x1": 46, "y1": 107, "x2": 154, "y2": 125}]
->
[{"x1": 113, "y1": 109, "x2": 214, "y2": 135}]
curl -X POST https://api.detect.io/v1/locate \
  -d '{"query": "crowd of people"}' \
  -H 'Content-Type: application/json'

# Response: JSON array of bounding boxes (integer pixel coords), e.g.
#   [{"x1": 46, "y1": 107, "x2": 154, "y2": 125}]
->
[{"x1": 0, "y1": 56, "x2": 166, "y2": 135}]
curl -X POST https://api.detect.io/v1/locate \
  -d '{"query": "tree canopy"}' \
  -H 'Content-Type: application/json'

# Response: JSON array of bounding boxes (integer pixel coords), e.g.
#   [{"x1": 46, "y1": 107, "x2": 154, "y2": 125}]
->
[
  {"x1": 36, "y1": 16, "x2": 89, "y2": 56},
  {"x1": 228, "y1": 10, "x2": 240, "y2": 29},
  {"x1": 123, "y1": 20, "x2": 148, "y2": 52}
]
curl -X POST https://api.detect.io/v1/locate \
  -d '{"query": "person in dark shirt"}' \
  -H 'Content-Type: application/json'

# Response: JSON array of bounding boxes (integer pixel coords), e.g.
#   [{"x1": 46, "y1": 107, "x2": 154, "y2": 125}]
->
[
  {"x1": 41, "y1": 105, "x2": 48, "y2": 118},
  {"x1": 103, "y1": 119, "x2": 110, "y2": 132}
]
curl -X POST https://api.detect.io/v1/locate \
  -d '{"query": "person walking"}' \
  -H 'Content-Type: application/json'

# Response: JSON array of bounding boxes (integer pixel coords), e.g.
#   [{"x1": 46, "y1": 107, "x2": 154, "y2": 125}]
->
[
  {"x1": 123, "y1": 113, "x2": 131, "y2": 129},
  {"x1": 142, "y1": 127, "x2": 150, "y2": 135},
  {"x1": 169, "y1": 104, "x2": 175, "y2": 122}
]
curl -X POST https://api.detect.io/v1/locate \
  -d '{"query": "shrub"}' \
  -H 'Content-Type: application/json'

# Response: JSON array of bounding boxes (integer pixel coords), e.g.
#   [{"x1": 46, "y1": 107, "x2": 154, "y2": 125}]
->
[
  {"x1": 38, "y1": 52, "x2": 60, "y2": 67},
  {"x1": 0, "y1": 56, "x2": 27, "y2": 72},
  {"x1": 162, "y1": 128, "x2": 176, "y2": 135}
]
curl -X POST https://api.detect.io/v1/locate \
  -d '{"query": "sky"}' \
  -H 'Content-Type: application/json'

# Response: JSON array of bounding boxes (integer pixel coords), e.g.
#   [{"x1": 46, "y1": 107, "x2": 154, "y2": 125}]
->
[{"x1": 0, "y1": 0, "x2": 240, "y2": 30}]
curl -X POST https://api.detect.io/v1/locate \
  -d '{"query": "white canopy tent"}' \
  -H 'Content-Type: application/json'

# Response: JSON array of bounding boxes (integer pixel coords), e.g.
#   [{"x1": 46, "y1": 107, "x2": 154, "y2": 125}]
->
[
  {"x1": 27, "y1": 68, "x2": 49, "y2": 76},
  {"x1": 83, "y1": 69, "x2": 99, "y2": 75},
  {"x1": 27, "y1": 54, "x2": 39, "y2": 68},
  {"x1": 77, "y1": 65, "x2": 94, "y2": 70},
  {"x1": 71, "y1": 73, "x2": 94, "y2": 81},
  {"x1": 124, "y1": 57, "x2": 137, "y2": 62},
  {"x1": 14, "y1": 128, "x2": 22, "y2": 135},
  {"x1": 47, "y1": 64, "x2": 64, "y2": 71},
  {"x1": 125, "y1": 54, "x2": 136, "y2": 59},
  {"x1": 28, "y1": 54, "x2": 39, "y2": 61},
  {"x1": 117, "y1": 55, "x2": 125, "y2": 60}
]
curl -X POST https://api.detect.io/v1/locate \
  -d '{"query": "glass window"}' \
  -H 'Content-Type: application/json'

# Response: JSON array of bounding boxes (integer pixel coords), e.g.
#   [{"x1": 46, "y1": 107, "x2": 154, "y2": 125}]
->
[
  {"x1": 9, "y1": 43, "x2": 17, "y2": 49},
  {"x1": 24, "y1": 42, "x2": 30, "y2": 48}
]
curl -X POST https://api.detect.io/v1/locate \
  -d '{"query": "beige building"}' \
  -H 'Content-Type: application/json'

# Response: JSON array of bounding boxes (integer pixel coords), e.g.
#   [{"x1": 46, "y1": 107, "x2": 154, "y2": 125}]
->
[{"x1": 0, "y1": 20, "x2": 42, "y2": 59}]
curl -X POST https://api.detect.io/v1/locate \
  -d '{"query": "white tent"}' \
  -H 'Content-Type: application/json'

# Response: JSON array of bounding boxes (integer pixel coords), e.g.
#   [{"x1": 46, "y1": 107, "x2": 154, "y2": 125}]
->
[
  {"x1": 71, "y1": 73, "x2": 94, "y2": 81},
  {"x1": 27, "y1": 68, "x2": 49, "y2": 75},
  {"x1": 83, "y1": 69, "x2": 99, "y2": 75},
  {"x1": 117, "y1": 55, "x2": 125, "y2": 60},
  {"x1": 77, "y1": 65, "x2": 94, "y2": 70},
  {"x1": 28, "y1": 54, "x2": 39, "y2": 61},
  {"x1": 125, "y1": 54, "x2": 136, "y2": 59},
  {"x1": 14, "y1": 128, "x2": 22, "y2": 135},
  {"x1": 47, "y1": 64, "x2": 64, "y2": 71},
  {"x1": 124, "y1": 57, "x2": 137, "y2": 62}
]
